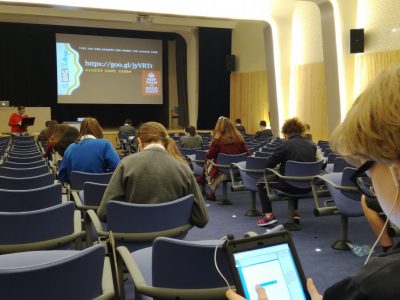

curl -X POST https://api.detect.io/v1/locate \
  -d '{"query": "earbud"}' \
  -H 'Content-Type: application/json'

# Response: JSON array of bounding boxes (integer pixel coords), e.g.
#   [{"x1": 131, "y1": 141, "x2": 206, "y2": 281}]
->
[{"x1": 389, "y1": 164, "x2": 400, "y2": 187}]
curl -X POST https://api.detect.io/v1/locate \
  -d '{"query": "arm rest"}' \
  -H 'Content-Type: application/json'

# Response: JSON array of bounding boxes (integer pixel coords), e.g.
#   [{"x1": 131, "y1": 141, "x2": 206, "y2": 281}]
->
[
  {"x1": 86, "y1": 209, "x2": 107, "y2": 236},
  {"x1": 229, "y1": 163, "x2": 244, "y2": 191},
  {"x1": 74, "y1": 210, "x2": 82, "y2": 233},
  {"x1": 112, "y1": 224, "x2": 193, "y2": 242},
  {"x1": 72, "y1": 191, "x2": 84, "y2": 207},
  {"x1": 314, "y1": 175, "x2": 358, "y2": 192},
  {"x1": 265, "y1": 168, "x2": 321, "y2": 181},
  {"x1": 94, "y1": 257, "x2": 115, "y2": 300}
]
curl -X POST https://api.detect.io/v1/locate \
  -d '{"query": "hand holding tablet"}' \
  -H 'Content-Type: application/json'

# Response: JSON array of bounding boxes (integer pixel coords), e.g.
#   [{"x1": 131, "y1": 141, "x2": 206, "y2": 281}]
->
[{"x1": 225, "y1": 231, "x2": 311, "y2": 300}]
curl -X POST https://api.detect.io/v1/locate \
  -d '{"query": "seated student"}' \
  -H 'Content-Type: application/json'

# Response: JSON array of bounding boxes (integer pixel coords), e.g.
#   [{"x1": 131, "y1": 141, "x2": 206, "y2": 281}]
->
[
  {"x1": 304, "y1": 123, "x2": 313, "y2": 142},
  {"x1": 254, "y1": 120, "x2": 273, "y2": 139},
  {"x1": 235, "y1": 118, "x2": 246, "y2": 135},
  {"x1": 58, "y1": 118, "x2": 120, "y2": 183},
  {"x1": 97, "y1": 121, "x2": 208, "y2": 228},
  {"x1": 118, "y1": 118, "x2": 136, "y2": 136},
  {"x1": 203, "y1": 117, "x2": 250, "y2": 201},
  {"x1": 228, "y1": 66, "x2": 400, "y2": 300},
  {"x1": 38, "y1": 120, "x2": 58, "y2": 142},
  {"x1": 44, "y1": 124, "x2": 69, "y2": 160},
  {"x1": 179, "y1": 126, "x2": 203, "y2": 149},
  {"x1": 256, "y1": 118, "x2": 317, "y2": 226},
  {"x1": 53, "y1": 126, "x2": 80, "y2": 158}
]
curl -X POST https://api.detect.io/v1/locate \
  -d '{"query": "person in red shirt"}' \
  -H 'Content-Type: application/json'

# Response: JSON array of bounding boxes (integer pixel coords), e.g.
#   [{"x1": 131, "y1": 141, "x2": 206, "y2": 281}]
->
[
  {"x1": 8, "y1": 106, "x2": 28, "y2": 135},
  {"x1": 204, "y1": 116, "x2": 250, "y2": 201}
]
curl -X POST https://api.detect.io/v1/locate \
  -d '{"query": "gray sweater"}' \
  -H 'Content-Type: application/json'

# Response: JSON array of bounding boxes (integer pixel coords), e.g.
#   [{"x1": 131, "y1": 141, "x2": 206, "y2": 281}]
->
[{"x1": 98, "y1": 147, "x2": 208, "y2": 228}]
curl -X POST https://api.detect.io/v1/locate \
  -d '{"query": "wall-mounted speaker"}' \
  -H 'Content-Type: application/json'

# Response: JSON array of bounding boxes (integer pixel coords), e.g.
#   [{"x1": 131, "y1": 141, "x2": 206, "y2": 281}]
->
[
  {"x1": 225, "y1": 54, "x2": 236, "y2": 72},
  {"x1": 350, "y1": 28, "x2": 364, "y2": 53}
]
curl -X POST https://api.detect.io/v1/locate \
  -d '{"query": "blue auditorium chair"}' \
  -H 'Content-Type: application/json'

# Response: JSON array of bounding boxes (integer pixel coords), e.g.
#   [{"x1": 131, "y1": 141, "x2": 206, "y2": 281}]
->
[
  {"x1": 0, "y1": 165, "x2": 49, "y2": 177},
  {"x1": 208, "y1": 152, "x2": 248, "y2": 204},
  {"x1": 264, "y1": 160, "x2": 324, "y2": 230},
  {"x1": 231, "y1": 156, "x2": 268, "y2": 216},
  {"x1": 85, "y1": 194, "x2": 194, "y2": 252},
  {"x1": 0, "y1": 183, "x2": 62, "y2": 212},
  {"x1": 0, "y1": 202, "x2": 84, "y2": 254},
  {"x1": 312, "y1": 167, "x2": 363, "y2": 250},
  {"x1": 0, "y1": 244, "x2": 114, "y2": 300},
  {"x1": 116, "y1": 237, "x2": 233, "y2": 300},
  {"x1": 0, "y1": 173, "x2": 53, "y2": 190}
]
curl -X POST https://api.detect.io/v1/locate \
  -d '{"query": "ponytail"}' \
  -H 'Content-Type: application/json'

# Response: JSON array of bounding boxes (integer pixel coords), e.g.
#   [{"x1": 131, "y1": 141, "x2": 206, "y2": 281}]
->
[{"x1": 164, "y1": 136, "x2": 188, "y2": 164}]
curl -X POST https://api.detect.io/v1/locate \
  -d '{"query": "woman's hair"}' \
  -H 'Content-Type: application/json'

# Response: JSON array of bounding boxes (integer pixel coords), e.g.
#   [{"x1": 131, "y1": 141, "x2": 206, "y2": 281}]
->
[
  {"x1": 54, "y1": 127, "x2": 80, "y2": 157},
  {"x1": 43, "y1": 120, "x2": 59, "y2": 140},
  {"x1": 330, "y1": 66, "x2": 400, "y2": 166},
  {"x1": 281, "y1": 118, "x2": 306, "y2": 136},
  {"x1": 185, "y1": 126, "x2": 196, "y2": 136},
  {"x1": 48, "y1": 124, "x2": 70, "y2": 145},
  {"x1": 78, "y1": 118, "x2": 103, "y2": 139},
  {"x1": 138, "y1": 122, "x2": 187, "y2": 163},
  {"x1": 212, "y1": 117, "x2": 244, "y2": 144}
]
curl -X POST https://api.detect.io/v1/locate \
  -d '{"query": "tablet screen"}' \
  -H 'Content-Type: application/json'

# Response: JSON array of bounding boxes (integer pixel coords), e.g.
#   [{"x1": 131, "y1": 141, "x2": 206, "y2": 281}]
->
[{"x1": 232, "y1": 242, "x2": 307, "y2": 300}]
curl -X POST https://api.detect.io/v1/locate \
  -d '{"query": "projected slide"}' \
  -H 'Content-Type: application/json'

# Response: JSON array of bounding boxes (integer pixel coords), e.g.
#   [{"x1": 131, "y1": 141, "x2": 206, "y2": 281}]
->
[{"x1": 56, "y1": 33, "x2": 163, "y2": 104}]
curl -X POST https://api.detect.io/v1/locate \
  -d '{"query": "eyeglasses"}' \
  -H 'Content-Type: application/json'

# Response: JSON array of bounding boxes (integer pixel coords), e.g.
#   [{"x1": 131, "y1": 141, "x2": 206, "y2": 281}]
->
[
  {"x1": 350, "y1": 160, "x2": 376, "y2": 198},
  {"x1": 218, "y1": 116, "x2": 227, "y2": 120}
]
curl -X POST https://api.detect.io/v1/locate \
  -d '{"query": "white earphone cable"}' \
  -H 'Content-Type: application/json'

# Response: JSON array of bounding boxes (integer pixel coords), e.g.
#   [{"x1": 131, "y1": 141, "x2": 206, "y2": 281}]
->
[
  {"x1": 214, "y1": 235, "x2": 232, "y2": 290},
  {"x1": 364, "y1": 187, "x2": 399, "y2": 265}
]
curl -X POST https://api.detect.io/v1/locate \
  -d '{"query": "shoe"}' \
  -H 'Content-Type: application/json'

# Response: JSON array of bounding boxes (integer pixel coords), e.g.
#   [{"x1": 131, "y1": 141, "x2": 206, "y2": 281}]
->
[
  {"x1": 257, "y1": 214, "x2": 277, "y2": 227},
  {"x1": 206, "y1": 191, "x2": 216, "y2": 201}
]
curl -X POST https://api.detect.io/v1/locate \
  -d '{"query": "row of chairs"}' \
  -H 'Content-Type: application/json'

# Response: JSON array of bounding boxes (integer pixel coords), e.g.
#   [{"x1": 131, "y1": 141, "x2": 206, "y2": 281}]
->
[{"x1": 0, "y1": 146, "x2": 215, "y2": 300}]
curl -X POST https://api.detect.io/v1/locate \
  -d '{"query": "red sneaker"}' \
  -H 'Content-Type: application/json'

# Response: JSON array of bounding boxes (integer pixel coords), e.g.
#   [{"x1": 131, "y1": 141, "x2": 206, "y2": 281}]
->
[{"x1": 257, "y1": 214, "x2": 277, "y2": 227}]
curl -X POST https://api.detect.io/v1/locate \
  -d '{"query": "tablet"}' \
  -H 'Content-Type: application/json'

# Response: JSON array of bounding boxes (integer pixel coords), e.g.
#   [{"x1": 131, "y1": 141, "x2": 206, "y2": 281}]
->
[
  {"x1": 20, "y1": 117, "x2": 35, "y2": 127},
  {"x1": 225, "y1": 231, "x2": 310, "y2": 300}
]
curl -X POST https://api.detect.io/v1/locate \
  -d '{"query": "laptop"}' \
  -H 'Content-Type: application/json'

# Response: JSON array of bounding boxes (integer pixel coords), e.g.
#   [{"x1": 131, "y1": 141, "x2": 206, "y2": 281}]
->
[
  {"x1": 0, "y1": 100, "x2": 9, "y2": 107},
  {"x1": 225, "y1": 230, "x2": 310, "y2": 300}
]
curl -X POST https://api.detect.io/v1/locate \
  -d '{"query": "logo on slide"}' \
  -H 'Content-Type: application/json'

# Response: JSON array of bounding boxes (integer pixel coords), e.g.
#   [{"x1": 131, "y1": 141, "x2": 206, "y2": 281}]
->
[
  {"x1": 56, "y1": 43, "x2": 83, "y2": 95},
  {"x1": 142, "y1": 70, "x2": 161, "y2": 96}
]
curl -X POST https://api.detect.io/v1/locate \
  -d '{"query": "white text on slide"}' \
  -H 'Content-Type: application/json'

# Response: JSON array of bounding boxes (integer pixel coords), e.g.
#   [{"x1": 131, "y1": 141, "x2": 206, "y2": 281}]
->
[{"x1": 84, "y1": 60, "x2": 153, "y2": 70}]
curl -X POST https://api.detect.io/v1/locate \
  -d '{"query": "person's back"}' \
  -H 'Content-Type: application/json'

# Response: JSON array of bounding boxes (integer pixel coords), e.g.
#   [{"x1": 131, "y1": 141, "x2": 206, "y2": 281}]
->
[
  {"x1": 59, "y1": 139, "x2": 119, "y2": 182},
  {"x1": 119, "y1": 124, "x2": 136, "y2": 135},
  {"x1": 58, "y1": 118, "x2": 120, "y2": 183},
  {"x1": 268, "y1": 134, "x2": 316, "y2": 174},
  {"x1": 255, "y1": 121, "x2": 273, "y2": 139},
  {"x1": 180, "y1": 134, "x2": 202, "y2": 149},
  {"x1": 235, "y1": 119, "x2": 246, "y2": 135},
  {"x1": 118, "y1": 118, "x2": 136, "y2": 135},
  {"x1": 108, "y1": 147, "x2": 195, "y2": 204},
  {"x1": 98, "y1": 121, "x2": 208, "y2": 227}
]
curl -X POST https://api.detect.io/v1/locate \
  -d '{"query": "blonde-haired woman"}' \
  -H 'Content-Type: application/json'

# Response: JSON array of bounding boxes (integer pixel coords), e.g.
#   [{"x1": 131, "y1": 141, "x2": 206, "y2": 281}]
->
[
  {"x1": 58, "y1": 118, "x2": 120, "y2": 183},
  {"x1": 98, "y1": 122, "x2": 208, "y2": 228},
  {"x1": 228, "y1": 66, "x2": 400, "y2": 299},
  {"x1": 204, "y1": 117, "x2": 249, "y2": 201}
]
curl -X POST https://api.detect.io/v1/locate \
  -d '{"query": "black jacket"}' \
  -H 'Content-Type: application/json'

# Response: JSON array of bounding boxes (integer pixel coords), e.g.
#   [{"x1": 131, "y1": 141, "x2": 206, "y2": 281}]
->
[
  {"x1": 266, "y1": 134, "x2": 317, "y2": 174},
  {"x1": 324, "y1": 242, "x2": 400, "y2": 299}
]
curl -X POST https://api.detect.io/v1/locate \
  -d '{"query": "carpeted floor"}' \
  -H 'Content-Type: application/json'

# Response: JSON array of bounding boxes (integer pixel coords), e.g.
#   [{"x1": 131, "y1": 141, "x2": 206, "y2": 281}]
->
[{"x1": 125, "y1": 184, "x2": 384, "y2": 298}]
